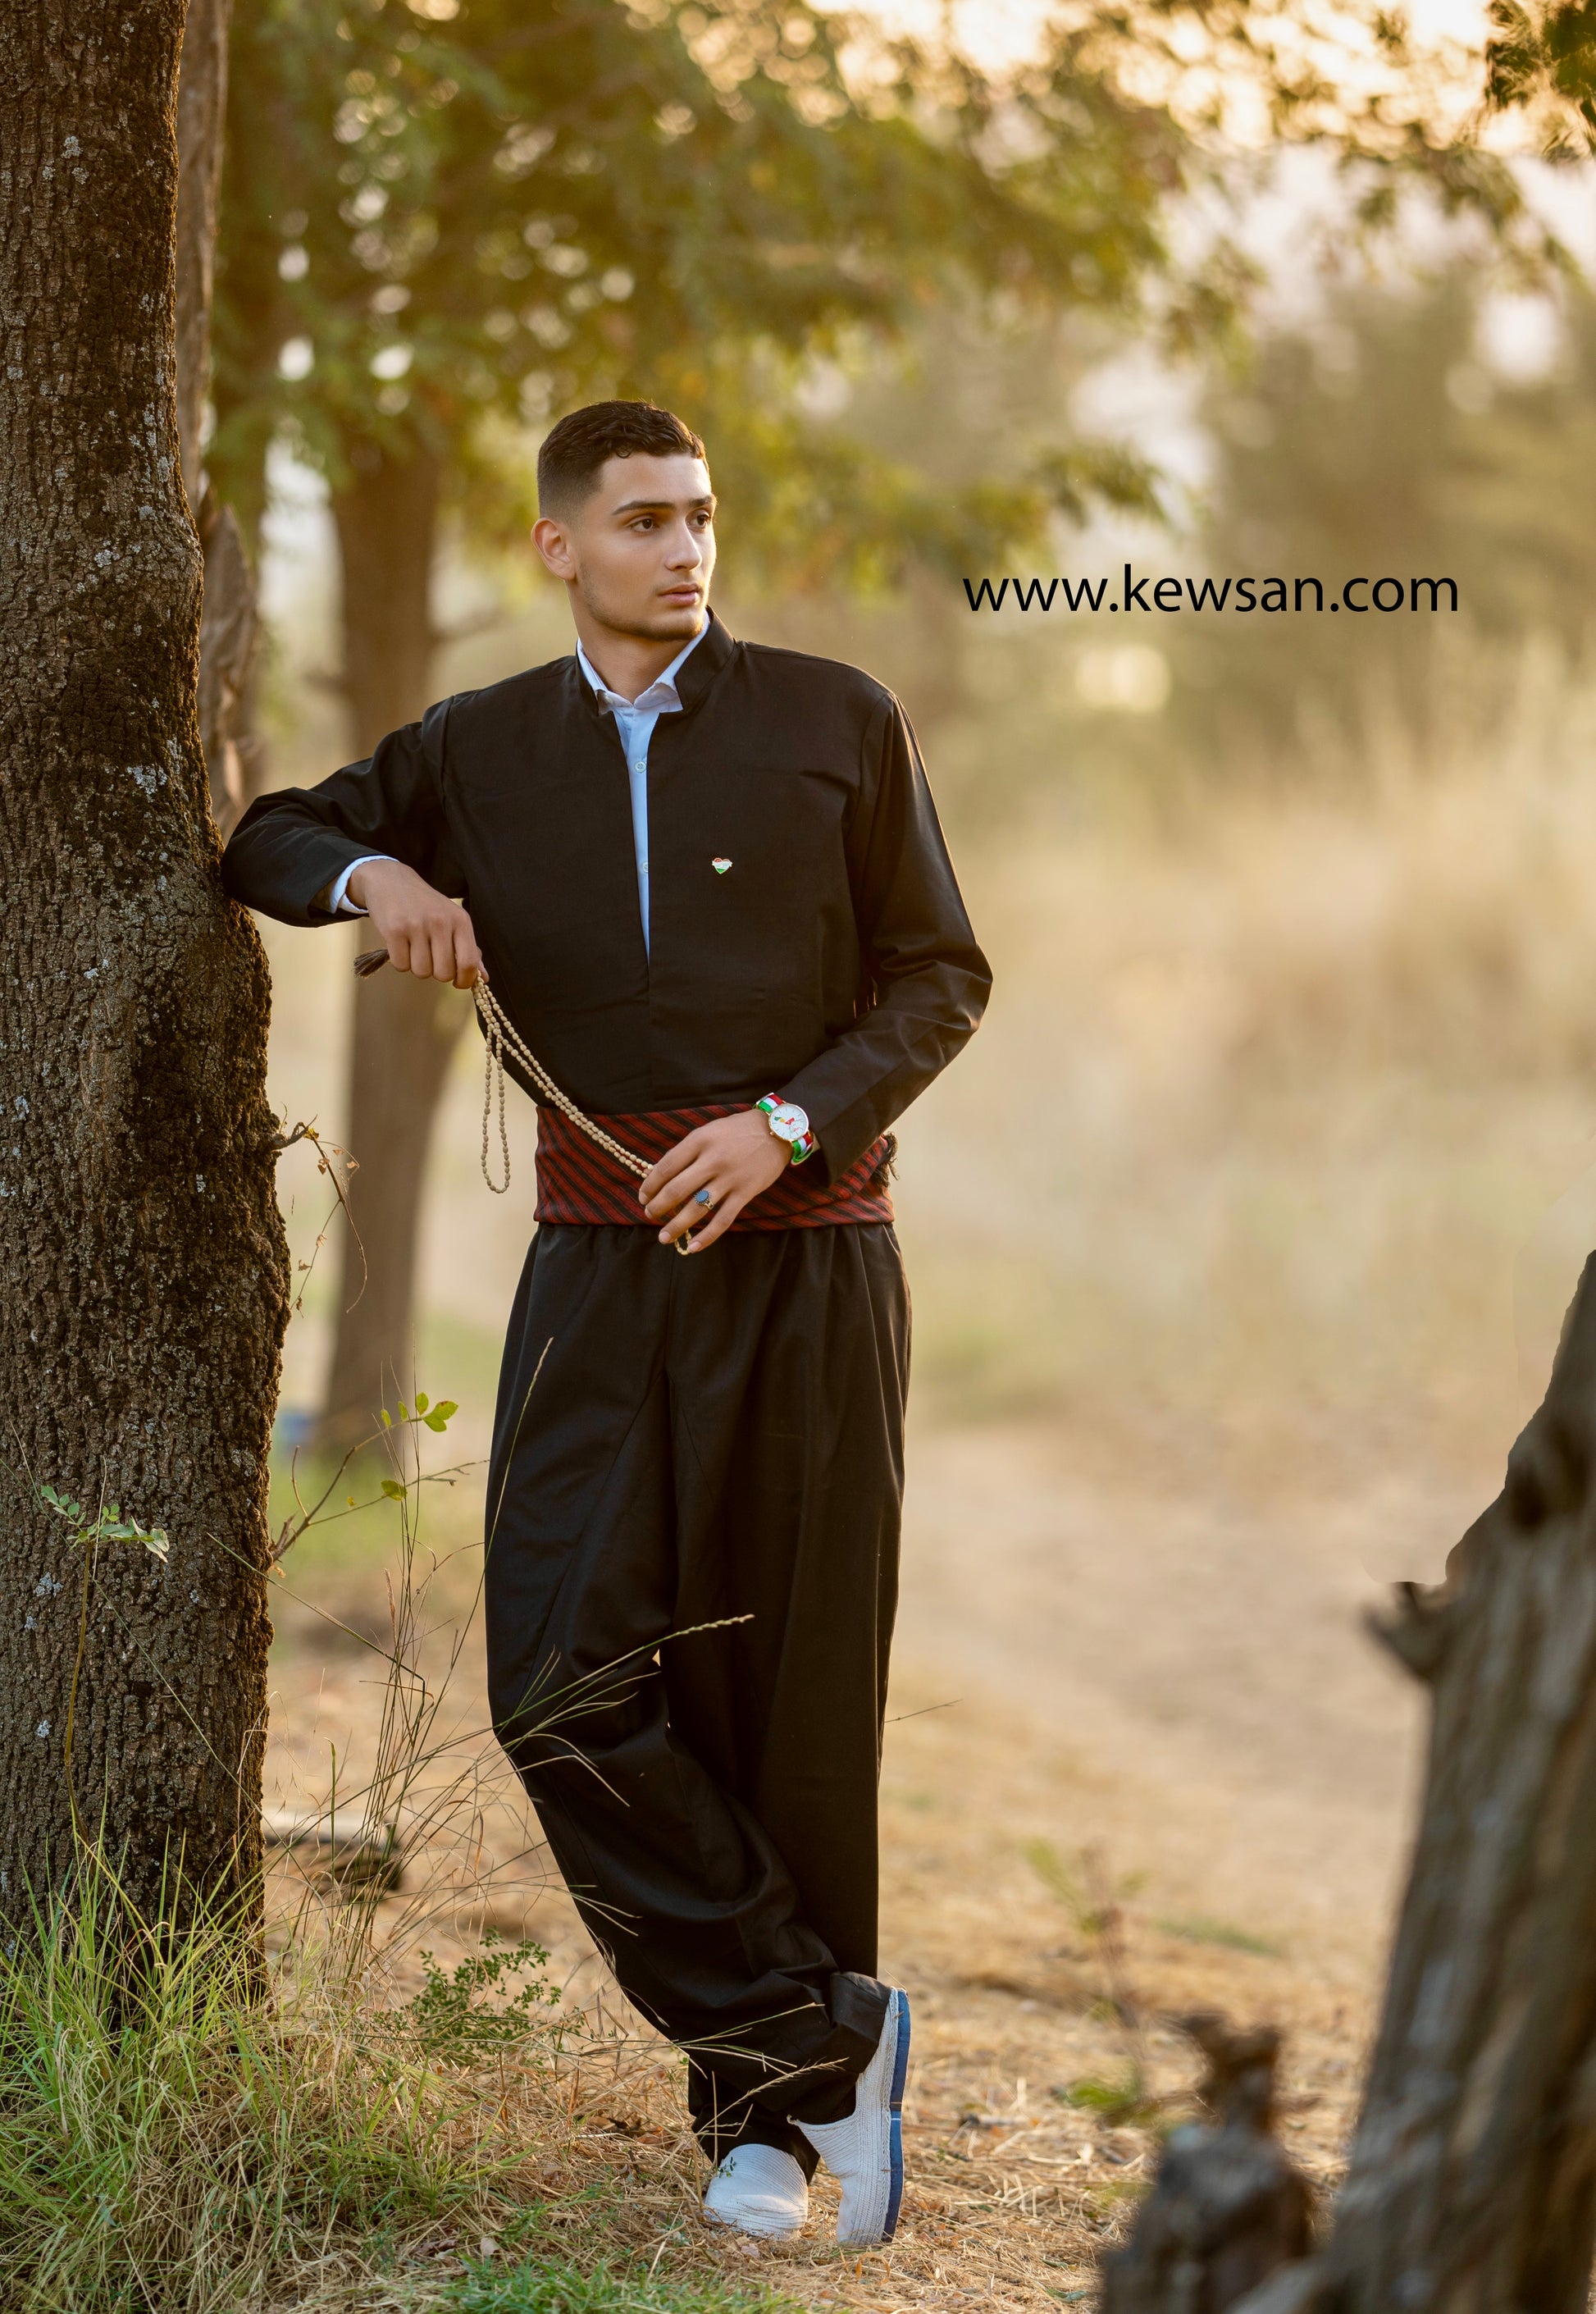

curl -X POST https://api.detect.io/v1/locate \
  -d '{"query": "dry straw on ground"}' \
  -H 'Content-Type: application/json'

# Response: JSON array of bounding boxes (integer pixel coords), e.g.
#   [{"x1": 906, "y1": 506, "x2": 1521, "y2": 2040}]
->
[{"x1": 225, "y1": 651, "x2": 1596, "y2": 2309}]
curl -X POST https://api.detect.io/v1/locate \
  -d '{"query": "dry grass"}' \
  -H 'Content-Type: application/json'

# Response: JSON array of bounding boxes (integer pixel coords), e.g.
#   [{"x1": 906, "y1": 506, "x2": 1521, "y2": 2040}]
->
[
  {"x1": 241, "y1": 648, "x2": 1596, "y2": 2306},
  {"x1": 252, "y1": 1441, "x2": 1384, "y2": 2314},
  {"x1": 889, "y1": 653, "x2": 1596, "y2": 1471}
]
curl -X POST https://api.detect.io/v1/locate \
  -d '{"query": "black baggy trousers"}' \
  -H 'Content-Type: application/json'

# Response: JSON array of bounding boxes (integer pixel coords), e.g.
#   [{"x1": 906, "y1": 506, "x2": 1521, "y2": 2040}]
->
[{"x1": 485, "y1": 1220, "x2": 909, "y2": 2173}]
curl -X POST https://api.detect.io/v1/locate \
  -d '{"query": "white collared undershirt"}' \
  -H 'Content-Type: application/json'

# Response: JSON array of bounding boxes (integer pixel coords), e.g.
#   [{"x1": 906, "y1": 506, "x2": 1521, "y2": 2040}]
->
[{"x1": 327, "y1": 623, "x2": 707, "y2": 962}]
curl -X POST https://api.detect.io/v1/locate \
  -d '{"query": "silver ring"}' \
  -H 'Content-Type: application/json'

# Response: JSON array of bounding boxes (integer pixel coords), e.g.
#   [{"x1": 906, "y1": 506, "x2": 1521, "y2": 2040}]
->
[{"x1": 695, "y1": 1188, "x2": 714, "y2": 1207}]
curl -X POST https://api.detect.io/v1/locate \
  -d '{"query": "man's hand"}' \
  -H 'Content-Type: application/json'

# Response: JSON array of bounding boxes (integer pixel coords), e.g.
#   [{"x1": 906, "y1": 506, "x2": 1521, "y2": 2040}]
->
[
  {"x1": 639, "y1": 1109, "x2": 792, "y2": 1253},
  {"x1": 349, "y1": 860, "x2": 483, "y2": 989}
]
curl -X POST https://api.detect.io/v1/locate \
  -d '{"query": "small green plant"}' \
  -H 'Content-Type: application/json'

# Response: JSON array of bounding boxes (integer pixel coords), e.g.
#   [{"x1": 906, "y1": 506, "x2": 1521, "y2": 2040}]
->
[
  {"x1": 443, "y1": 2255, "x2": 799, "y2": 2312},
  {"x1": 36, "y1": 1482, "x2": 172, "y2": 1837},
  {"x1": 1155, "y1": 1914, "x2": 1286, "y2": 1958},
  {"x1": 36, "y1": 1482, "x2": 169, "y2": 1560},
  {"x1": 1022, "y1": 1839, "x2": 1146, "y2": 1937},
  {"x1": 399, "y1": 1934, "x2": 562, "y2": 2061},
  {"x1": 1023, "y1": 1838, "x2": 1144, "y2": 2028},
  {"x1": 1055, "y1": 2065, "x2": 1163, "y2": 2127}
]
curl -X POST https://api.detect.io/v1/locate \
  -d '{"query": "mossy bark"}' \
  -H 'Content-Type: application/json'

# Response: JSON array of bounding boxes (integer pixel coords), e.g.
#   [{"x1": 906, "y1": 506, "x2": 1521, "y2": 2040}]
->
[{"x1": 0, "y1": 0, "x2": 289, "y2": 1926}]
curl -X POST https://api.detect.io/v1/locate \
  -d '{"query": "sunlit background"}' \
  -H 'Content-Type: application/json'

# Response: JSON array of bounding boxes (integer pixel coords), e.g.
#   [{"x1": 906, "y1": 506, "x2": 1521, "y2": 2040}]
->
[{"x1": 230, "y1": 0, "x2": 1596, "y2": 2277}]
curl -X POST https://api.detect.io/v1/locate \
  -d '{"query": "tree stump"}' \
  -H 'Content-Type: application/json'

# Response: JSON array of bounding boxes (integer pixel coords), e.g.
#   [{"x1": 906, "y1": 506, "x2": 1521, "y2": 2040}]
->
[
  {"x1": 1228, "y1": 1249, "x2": 1596, "y2": 2312},
  {"x1": 1100, "y1": 2013, "x2": 1314, "y2": 2311}
]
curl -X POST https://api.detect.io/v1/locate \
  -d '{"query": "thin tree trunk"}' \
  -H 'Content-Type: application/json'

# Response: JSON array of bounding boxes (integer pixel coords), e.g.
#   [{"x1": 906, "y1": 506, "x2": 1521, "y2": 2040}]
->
[
  {"x1": 1228, "y1": 1254, "x2": 1596, "y2": 2313},
  {"x1": 0, "y1": 1, "x2": 289, "y2": 1925},
  {"x1": 176, "y1": 0, "x2": 262, "y2": 838},
  {"x1": 316, "y1": 444, "x2": 469, "y2": 1453},
  {"x1": 174, "y1": 0, "x2": 230, "y2": 517}
]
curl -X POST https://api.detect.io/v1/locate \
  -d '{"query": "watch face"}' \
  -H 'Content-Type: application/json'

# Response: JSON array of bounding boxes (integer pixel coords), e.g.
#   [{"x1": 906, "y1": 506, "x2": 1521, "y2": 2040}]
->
[{"x1": 766, "y1": 1101, "x2": 809, "y2": 1140}]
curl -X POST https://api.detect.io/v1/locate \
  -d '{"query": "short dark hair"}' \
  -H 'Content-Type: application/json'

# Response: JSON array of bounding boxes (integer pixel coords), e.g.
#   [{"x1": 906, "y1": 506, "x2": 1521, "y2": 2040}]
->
[{"x1": 537, "y1": 400, "x2": 707, "y2": 518}]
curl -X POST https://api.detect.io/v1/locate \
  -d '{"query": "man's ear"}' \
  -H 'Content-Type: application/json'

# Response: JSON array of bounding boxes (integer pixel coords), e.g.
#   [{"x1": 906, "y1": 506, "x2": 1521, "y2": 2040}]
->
[{"x1": 533, "y1": 515, "x2": 576, "y2": 581}]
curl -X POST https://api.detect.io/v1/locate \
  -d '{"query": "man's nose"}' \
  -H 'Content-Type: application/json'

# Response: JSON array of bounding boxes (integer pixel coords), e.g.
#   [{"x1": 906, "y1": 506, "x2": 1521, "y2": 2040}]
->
[{"x1": 664, "y1": 524, "x2": 704, "y2": 568}]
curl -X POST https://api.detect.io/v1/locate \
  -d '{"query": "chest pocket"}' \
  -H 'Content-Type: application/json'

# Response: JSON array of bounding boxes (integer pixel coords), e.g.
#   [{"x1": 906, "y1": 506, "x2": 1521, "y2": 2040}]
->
[{"x1": 650, "y1": 763, "x2": 849, "y2": 955}]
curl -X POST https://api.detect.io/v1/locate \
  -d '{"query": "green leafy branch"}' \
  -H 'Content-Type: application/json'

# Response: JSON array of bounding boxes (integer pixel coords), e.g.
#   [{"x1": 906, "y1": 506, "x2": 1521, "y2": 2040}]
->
[
  {"x1": 274, "y1": 1392, "x2": 461, "y2": 1559},
  {"x1": 37, "y1": 1485, "x2": 170, "y2": 1563},
  {"x1": 376, "y1": 1394, "x2": 460, "y2": 1504},
  {"x1": 36, "y1": 1482, "x2": 172, "y2": 1850},
  {"x1": 394, "y1": 1933, "x2": 561, "y2": 2061}
]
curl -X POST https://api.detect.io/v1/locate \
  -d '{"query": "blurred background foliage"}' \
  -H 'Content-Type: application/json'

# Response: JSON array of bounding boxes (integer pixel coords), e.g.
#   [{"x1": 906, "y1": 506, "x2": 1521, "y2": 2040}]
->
[{"x1": 221, "y1": 0, "x2": 1596, "y2": 1465}]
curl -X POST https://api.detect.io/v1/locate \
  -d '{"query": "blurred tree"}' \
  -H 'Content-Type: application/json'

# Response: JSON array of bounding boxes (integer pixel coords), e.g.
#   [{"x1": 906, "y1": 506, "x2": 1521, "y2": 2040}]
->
[
  {"x1": 1486, "y1": 0, "x2": 1596, "y2": 153},
  {"x1": 1161, "y1": 268, "x2": 1596, "y2": 778},
  {"x1": 178, "y1": 0, "x2": 266, "y2": 837},
  {"x1": 211, "y1": 0, "x2": 1202, "y2": 1448},
  {"x1": 213, "y1": 0, "x2": 1541, "y2": 1446}
]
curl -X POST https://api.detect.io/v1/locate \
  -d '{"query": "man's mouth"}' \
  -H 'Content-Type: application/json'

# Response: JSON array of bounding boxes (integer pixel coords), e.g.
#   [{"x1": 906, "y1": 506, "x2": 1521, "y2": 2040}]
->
[{"x1": 660, "y1": 586, "x2": 701, "y2": 604}]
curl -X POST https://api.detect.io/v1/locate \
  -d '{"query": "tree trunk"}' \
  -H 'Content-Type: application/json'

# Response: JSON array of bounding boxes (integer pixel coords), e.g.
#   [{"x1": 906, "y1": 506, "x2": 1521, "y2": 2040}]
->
[
  {"x1": 316, "y1": 443, "x2": 468, "y2": 1453},
  {"x1": 0, "y1": 0, "x2": 289, "y2": 1926},
  {"x1": 176, "y1": 0, "x2": 262, "y2": 838},
  {"x1": 1228, "y1": 1253, "x2": 1596, "y2": 2313},
  {"x1": 174, "y1": 0, "x2": 230, "y2": 517},
  {"x1": 1101, "y1": 2016, "x2": 1314, "y2": 2311}
]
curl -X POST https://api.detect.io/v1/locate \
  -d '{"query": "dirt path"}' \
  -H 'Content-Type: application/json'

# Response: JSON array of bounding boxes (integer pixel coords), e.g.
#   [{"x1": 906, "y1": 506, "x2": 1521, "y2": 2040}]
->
[
  {"x1": 893, "y1": 1417, "x2": 1467, "y2": 1963},
  {"x1": 264, "y1": 1407, "x2": 1489, "y2": 2305}
]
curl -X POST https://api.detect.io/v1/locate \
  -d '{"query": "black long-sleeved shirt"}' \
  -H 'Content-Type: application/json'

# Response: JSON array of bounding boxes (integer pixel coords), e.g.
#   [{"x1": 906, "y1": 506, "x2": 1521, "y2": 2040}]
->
[{"x1": 221, "y1": 610, "x2": 991, "y2": 1182}]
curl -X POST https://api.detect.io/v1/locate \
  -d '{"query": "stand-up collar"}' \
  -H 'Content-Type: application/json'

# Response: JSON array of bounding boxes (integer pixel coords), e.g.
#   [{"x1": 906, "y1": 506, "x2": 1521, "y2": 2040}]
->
[
  {"x1": 670, "y1": 605, "x2": 736, "y2": 712},
  {"x1": 568, "y1": 604, "x2": 735, "y2": 721},
  {"x1": 576, "y1": 624, "x2": 704, "y2": 716}
]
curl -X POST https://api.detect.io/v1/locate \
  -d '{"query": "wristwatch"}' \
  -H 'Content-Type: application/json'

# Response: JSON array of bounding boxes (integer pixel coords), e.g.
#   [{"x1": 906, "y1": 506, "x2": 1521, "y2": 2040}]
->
[{"x1": 756, "y1": 1094, "x2": 818, "y2": 1166}]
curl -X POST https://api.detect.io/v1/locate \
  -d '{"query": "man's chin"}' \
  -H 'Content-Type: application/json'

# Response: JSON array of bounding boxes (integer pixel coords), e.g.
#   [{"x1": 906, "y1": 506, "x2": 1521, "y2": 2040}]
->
[
  {"x1": 647, "y1": 600, "x2": 707, "y2": 636},
  {"x1": 602, "y1": 601, "x2": 706, "y2": 641}
]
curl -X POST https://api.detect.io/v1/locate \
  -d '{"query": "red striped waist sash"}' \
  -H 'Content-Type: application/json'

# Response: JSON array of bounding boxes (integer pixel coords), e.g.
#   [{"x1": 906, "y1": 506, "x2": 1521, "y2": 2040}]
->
[{"x1": 534, "y1": 1103, "x2": 895, "y2": 1230}]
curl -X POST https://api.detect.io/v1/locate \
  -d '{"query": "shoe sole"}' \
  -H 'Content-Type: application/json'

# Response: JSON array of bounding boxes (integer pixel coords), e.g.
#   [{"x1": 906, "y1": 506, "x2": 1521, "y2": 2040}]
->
[
  {"x1": 882, "y1": 1988, "x2": 910, "y2": 2241},
  {"x1": 703, "y1": 2207, "x2": 805, "y2": 2240}
]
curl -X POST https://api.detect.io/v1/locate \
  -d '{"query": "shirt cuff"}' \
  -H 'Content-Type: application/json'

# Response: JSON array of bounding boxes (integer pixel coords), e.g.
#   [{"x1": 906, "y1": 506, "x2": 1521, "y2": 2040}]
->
[{"x1": 326, "y1": 855, "x2": 394, "y2": 916}]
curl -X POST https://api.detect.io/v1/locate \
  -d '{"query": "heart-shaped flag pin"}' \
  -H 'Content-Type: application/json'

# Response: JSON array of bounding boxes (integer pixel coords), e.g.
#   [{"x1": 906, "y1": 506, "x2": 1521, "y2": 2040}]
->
[{"x1": 711, "y1": 857, "x2": 732, "y2": 874}]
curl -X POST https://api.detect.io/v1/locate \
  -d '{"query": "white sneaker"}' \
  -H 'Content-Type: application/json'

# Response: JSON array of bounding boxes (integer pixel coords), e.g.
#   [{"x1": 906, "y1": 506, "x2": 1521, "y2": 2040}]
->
[
  {"x1": 796, "y1": 1987, "x2": 910, "y2": 2248},
  {"x1": 702, "y1": 2142, "x2": 810, "y2": 2240}
]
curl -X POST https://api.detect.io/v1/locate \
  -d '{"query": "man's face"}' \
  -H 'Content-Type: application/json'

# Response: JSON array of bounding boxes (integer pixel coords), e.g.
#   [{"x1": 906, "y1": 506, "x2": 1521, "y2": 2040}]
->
[{"x1": 534, "y1": 452, "x2": 716, "y2": 641}]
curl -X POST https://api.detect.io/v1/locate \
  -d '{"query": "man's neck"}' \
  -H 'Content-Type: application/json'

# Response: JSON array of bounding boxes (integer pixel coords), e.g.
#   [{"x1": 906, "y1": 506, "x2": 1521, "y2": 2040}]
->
[{"x1": 572, "y1": 614, "x2": 706, "y2": 703}]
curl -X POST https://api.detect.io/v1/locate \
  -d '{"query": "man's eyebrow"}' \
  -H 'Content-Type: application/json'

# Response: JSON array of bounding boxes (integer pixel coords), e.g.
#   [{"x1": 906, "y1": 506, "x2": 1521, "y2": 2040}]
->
[{"x1": 610, "y1": 494, "x2": 717, "y2": 515}]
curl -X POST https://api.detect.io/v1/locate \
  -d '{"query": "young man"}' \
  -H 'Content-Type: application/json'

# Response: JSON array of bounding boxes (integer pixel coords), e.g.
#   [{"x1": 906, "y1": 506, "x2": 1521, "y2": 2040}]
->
[{"x1": 223, "y1": 400, "x2": 990, "y2": 2247}]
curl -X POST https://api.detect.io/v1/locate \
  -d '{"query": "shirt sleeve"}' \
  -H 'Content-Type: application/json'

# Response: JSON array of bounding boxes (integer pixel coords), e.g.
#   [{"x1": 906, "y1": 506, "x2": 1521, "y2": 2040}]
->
[
  {"x1": 776, "y1": 692, "x2": 992, "y2": 1181},
  {"x1": 327, "y1": 856, "x2": 395, "y2": 915},
  {"x1": 220, "y1": 701, "x2": 458, "y2": 926}
]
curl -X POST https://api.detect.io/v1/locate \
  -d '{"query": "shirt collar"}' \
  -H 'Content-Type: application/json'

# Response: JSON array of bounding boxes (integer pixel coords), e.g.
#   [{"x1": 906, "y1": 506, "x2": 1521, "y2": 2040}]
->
[{"x1": 575, "y1": 623, "x2": 706, "y2": 715}]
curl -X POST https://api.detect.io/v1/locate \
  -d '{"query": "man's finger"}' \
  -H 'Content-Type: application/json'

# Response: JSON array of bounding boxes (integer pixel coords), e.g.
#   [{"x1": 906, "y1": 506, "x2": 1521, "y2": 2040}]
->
[
  {"x1": 677, "y1": 1186, "x2": 748, "y2": 1253},
  {"x1": 454, "y1": 919, "x2": 483, "y2": 989},
  {"x1": 645, "y1": 1156, "x2": 716, "y2": 1223},
  {"x1": 430, "y1": 921, "x2": 457, "y2": 983},
  {"x1": 638, "y1": 1131, "x2": 709, "y2": 1203},
  {"x1": 387, "y1": 925, "x2": 413, "y2": 974},
  {"x1": 659, "y1": 1171, "x2": 747, "y2": 1244}
]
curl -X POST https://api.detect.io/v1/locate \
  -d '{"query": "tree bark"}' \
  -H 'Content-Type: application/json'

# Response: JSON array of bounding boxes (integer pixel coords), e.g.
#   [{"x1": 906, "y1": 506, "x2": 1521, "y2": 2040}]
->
[
  {"x1": 316, "y1": 443, "x2": 468, "y2": 1452},
  {"x1": 1101, "y1": 2016, "x2": 1314, "y2": 2312},
  {"x1": 174, "y1": 0, "x2": 229, "y2": 517},
  {"x1": 1229, "y1": 1253, "x2": 1596, "y2": 2313},
  {"x1": 0, "y1": 0, "x2": 289, "y2": 1926},
  {"x1": 176, "y1": 0, "x2": 262, "y2": 837}
]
